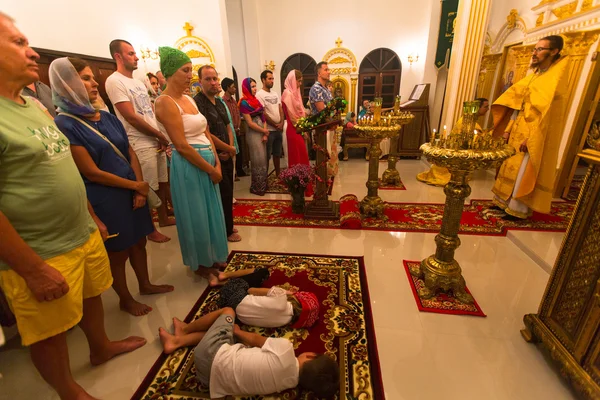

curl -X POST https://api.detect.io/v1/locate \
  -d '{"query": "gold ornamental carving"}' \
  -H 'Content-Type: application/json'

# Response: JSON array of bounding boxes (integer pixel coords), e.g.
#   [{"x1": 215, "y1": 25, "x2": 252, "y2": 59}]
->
[
  {"x1": 582, "y1": 0, "x2": 594, "y2": 11},
  {"x1": 329, "y1": 56, "x2": 350, "y2": 64},
  {"x1": 175, "y1": 22, "x2": 216, "y2": 94},
  {"x1": 562, "y1": 30, "x2": 600, "y2": 57},
  {"x1": 551, "y1": 1, "x2": 578, "y2": 20},
  {"x1": 521, "y1": 149, "x2": 600, "y2": 400},
  {"x1": 536, "y1": 14, "x2": 544, "y2": 27},
  {"x1": 330, "y1": 67, "x2": 352, "y2": 75},
  {"x1": 185, "y1": 49, "x2": 209, "y2": 59},
  {"x1": 507, "y1": 9, "x2": 519, "y2": 29},
  {"x1": 587, "y1": 122, "x2": 600, "y2": 150}
]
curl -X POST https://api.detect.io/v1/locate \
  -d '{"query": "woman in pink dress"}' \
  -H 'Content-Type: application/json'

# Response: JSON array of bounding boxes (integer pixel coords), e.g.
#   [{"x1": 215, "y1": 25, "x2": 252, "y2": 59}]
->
[{"x1": 281, "y1": 70, "x2": 313, "y2": 195}]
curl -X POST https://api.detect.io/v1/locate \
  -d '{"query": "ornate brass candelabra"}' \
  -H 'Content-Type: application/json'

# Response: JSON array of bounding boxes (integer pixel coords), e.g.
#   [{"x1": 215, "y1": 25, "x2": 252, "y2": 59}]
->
[
  {"x1": 381, "y1": 98, "x2": 415, "y2": 186},
  {"x1": 354, "y1": 98, "x2": 401, "y2": 218},
  {"x1": 412, "y1": 101, "x2": 515, "y2": 303}
]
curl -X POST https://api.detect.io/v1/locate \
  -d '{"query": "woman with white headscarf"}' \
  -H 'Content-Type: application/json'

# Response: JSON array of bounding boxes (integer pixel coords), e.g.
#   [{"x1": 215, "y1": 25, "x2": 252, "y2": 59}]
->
[{"x1": 50, "y1": 57, "x2": 173, "y2": 317}]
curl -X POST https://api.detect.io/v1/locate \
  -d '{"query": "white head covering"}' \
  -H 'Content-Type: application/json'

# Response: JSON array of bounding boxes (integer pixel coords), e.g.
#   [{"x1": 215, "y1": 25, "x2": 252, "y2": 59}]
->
[{"x1": 49, "y1": 57, "x2": 95, "y2": 115}]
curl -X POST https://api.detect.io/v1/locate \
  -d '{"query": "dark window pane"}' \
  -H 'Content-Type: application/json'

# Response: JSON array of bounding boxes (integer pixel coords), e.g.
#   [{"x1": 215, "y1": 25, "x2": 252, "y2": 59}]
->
[
  {"x1": 362, "y1": 76, "x2": 376, "y2": 85},
  {"x1": 383, "y1": 95, "x2": 395, "y2": 108},
  {"x1": 363, "y1": 86, "x2": 376, "y2": 95},
  {"x1": 383, "y1": 75, "x2": 396, "y2": 84},
  {"x1": 382, "y1": 86, "x2": 395, "y2": 94}
]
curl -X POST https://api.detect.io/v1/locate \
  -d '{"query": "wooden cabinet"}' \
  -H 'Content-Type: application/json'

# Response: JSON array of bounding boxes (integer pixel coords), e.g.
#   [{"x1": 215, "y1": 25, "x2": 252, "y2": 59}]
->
[
  {"x1": 522, "y1": 149, "x2": 600, "y2": 399},
  {"x1": 398, "y1": 84, "x2": 431, "y2": 158}
]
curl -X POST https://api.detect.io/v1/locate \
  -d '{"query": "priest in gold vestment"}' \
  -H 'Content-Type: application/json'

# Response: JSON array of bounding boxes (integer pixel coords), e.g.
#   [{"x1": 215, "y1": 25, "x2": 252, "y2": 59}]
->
[
  {"x1": 417, "y1": 98, "x2": 489, "y2": 186},
  {"x1": 492, "y1": 36, "x2": 569, "y2": 219}
]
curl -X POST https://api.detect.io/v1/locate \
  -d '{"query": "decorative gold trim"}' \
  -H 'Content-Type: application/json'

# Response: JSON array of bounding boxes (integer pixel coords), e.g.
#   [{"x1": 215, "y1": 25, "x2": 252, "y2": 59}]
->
[
  {"x1": 528, "y1": 5, "x2": 600, "y2": 33},
  {"x1": 329, "y1": 56, "x2": 350, "y2": 64},
  {"x1": 323, "y1": 38, "x2": 358, "y2": 68},
  {"x1": 507, "y1": 9, "x2": 519, "y2": 29},
  {"x1": 185, "y1": 49, "x2": 208, "y2": 59},
  {"x1": 551, "y1": 1, "x2": 578, "y2": 19},
  {"x1": 536, "y1": 13, "x2": 544, "y2": 27},
  {"x1": 582, "y1": 0, "x2": 594, "y2": 11},
  {"x1": 330, "y1": 67, "x2": 352, "y2": 74}
]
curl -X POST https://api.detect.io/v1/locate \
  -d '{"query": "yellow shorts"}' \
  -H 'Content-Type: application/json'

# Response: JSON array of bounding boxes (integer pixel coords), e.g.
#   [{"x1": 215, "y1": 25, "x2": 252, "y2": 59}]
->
[{"x1": 0, "y1": 230, "x2": 113, "y2": 346}]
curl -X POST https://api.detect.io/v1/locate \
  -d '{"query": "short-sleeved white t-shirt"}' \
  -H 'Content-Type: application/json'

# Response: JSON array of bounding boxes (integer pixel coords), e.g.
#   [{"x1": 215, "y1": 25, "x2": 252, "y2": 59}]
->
[
  {"x1": 209, "y1": 337, "x2": 299, "y2": 398},
  {"x1": 256, "y1": 89, "x2": 282, "y2": 131},
  {"x1": 235, "y1": 286, "x2": 293, "y2": 328},
  {"x1": 105, "y1": 71, "x2": 159, "y2": 150}
]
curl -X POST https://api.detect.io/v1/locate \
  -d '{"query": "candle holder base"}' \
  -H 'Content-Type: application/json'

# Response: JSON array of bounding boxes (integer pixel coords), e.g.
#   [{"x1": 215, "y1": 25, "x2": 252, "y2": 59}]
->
[
  {"x1": 360, "y1": 195, "x2": 385, "y2": 218},
  {"x1": 381, "y1": 168, "x2": 401, "y2": 186},
  {"x1": 411, "y1": 255, "x2": 474, "y2": 304}
]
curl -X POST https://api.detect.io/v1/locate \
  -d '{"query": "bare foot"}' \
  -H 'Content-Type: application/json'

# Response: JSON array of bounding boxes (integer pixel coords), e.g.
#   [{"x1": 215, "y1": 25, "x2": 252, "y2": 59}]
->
[
  {"x1": 213, "y1": 262, "x2": 227, "y2": 269},
  {"x1": 120, "y1": 299, "x2": 152, "y2": 316},
  {"x1": 218, "y1": 271, "x2": 228, "y2": 282},
  {"x1": 207, "y1": 274, "x2": 220, "y2": 287},
  {"x1": 173, "y1": 317, "x2": 187, "y2": 336},
  {"x1": 159, "y1": 327, "x2": 181, "y2": 355},
  {"x1": 90, "y1": 336, "x2": 146, "y2": 366},
  {"x1": 233, "y1": 227, "x2": 239, "y2": 233},
  {"x1": 148, "y1": 230, "x2": 171, "y2": 243},
  {"x1": 140, "y1": 283, "x2": 175, "y2": 295},
  {"x1": 159, "y1": 217, "x2": 176, "y2": 227},
  {"x1": 227, "y1": 232, "x2": 242, "y2": 242}
]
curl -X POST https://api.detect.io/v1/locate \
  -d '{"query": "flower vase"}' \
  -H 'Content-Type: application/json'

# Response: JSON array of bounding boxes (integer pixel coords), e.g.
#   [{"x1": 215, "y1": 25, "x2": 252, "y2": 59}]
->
[{"x1": 290, "y1": 189, "x2": 306, "y2": 214}]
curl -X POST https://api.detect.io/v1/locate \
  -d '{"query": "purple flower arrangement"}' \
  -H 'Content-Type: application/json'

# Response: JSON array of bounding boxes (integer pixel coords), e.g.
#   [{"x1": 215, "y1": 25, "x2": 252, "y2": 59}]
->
[{"x1": 279, "y1": 164, "x2": 314, "y2": 191}]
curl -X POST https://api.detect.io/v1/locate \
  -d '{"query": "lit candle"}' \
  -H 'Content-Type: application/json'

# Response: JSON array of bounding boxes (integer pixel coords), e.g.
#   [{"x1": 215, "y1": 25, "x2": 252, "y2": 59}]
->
[{"x1": 443, "y1": 125, "x2": 448, "y2": 139}]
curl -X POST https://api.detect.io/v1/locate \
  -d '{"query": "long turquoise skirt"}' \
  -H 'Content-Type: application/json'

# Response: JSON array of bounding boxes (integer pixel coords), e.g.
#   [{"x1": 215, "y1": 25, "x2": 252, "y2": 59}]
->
[{"x1": 170, "y1": 145, "x2": 228, "y2": 270}]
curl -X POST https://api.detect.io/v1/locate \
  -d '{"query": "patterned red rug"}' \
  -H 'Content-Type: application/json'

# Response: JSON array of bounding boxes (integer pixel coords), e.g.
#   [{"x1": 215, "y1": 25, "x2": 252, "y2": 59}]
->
[
  {"x1": 132, "y1": 251, "x2": 384, "y2": 400},
  {"x1": 378, "y1": 178, "x2": 407, "y2": 190},
  {"x1": 233, "y1": 198, "x2": 573, "y2": 236},
  {"x1": 403, "y1": 261, "x2": 486, "y2": 317}
]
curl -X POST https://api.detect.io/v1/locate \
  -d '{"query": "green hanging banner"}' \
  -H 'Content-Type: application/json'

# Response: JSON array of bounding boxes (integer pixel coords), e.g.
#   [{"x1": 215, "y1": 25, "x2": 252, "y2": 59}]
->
[{"x1": 435, "y1": 0, "x2": 459, "y2": 69}]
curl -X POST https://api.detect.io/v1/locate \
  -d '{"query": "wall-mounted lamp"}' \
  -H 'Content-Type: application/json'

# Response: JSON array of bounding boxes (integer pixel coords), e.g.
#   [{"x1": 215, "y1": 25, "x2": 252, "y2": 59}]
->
[
  {"x1": 140, "y1": 47, "x2": 159, "y2": 60},
  {"x1": 264, "y1": 60, "x2": 276, "y2": 71},
  {"x1": 407, "y1": 53, "x2": 419, "y2": 66}
]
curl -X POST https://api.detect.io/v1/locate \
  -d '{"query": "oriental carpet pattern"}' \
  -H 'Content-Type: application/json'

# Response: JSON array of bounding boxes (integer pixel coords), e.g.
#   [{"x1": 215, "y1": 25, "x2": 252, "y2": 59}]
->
[
  {"x1": 403, "y1": 261, "x2": 486, "y2": 317},
  {"x1": 232, "y1": 198, "x2": 573, "y2": 236},
  {"x1": 132, "y1": 251, "x2": 384, "y2": 400}
]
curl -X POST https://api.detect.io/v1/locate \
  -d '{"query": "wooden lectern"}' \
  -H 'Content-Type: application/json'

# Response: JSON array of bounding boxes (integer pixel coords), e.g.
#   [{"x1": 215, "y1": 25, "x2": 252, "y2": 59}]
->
[
  {"x1": 305, "y1": 119, "x2": 342, "y2": 220},
  {"x1": 399, "y1": 84, "x2": 431, "y2": 158}
]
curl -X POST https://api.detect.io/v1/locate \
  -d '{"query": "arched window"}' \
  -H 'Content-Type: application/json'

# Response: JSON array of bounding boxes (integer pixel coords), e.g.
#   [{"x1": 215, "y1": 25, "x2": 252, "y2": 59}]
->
[
  {"x1": 280, "y1": 53, "x2": 317, "y2": 105},
  {"x1": 358, "y1": 48, "x2": 402, "y2": 110}
]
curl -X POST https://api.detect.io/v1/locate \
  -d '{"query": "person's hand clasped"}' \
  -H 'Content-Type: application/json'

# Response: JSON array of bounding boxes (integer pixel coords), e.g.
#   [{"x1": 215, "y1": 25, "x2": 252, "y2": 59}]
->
[
  {"x1": 133, "y1": 193, "x2": 147, "y2": 210},
  {"x1": 135, "y1": 181, "x2": 150, "y2": 197},
  {"x1": 520, "y1": 139, "x2": 528, "y2": 153},
  {"x1": 209, "y1": 167, "x2": 222, "y2": 184},
  {"x1": 25, "y1": 263, "x2": 70, "y2": 302},
  {"x1": 218, "y1": 152, "x2": 231, "y2": 161}
]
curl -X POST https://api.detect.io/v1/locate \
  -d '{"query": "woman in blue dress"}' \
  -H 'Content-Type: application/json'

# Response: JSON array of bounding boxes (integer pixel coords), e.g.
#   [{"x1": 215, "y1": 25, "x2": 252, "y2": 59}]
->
[{"x1": 51, "y1": 57, "x2": 173, "y2": 316}]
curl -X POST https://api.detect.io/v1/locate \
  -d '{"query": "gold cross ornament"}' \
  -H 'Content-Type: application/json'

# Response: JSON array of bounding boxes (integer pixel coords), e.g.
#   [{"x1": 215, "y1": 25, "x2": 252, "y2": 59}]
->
[
  {"x1": 335, "y1": 37, "x2": 343, "y2": 47},
  {"x1": 183, "y1": 22, "x2": 194, "y2": 36}
]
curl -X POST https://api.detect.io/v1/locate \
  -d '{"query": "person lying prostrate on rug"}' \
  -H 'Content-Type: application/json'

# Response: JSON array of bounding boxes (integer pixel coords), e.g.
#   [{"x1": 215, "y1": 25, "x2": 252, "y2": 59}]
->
[
  {"x1": 206, "y1": 267, "x2": 320, "y2": 329},
  {"x1": 158, "y1": 307, "x2": 340, "y2": 399}
]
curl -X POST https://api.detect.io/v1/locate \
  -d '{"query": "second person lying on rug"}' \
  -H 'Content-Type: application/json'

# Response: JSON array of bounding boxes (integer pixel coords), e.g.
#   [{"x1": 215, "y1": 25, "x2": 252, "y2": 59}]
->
[
  {"x1": 159, "y1": 307, "x2": 339, "y2": 399},
  {"x1": 198, "y1": 267, "x2": 321, "y2": 329}
]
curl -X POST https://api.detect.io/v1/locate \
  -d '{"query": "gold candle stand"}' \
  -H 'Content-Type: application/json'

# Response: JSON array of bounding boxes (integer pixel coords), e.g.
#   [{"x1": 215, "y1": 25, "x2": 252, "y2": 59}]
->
[
  {"x1": 381, "y1": 112, "x2": 415, "y2": 186},
  {"x1": 354, "y1": 124, "x2": 401, "y2": 218},
  {"x1": 413, "y1": 142, "x2": 515, "y2": 303}
]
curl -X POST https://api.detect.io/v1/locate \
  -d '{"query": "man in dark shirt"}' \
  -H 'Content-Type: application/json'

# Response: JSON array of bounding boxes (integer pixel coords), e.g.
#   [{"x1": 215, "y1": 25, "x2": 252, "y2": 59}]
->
[
  {"x1": 221, "y1": 77, "x2": 247, "y2": 177},
  {"x1": 194, "y1": 66, "x2": 240, "y2": 242},
  {"x1": 22, "y1": 80, "x2": 56, "y2": 117}
]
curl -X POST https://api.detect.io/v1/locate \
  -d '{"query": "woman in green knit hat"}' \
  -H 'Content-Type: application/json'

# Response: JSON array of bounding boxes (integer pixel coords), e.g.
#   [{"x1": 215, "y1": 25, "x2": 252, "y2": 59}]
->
[{"x1": 154, "y1": 46, "x2": 228, "y2": 283}]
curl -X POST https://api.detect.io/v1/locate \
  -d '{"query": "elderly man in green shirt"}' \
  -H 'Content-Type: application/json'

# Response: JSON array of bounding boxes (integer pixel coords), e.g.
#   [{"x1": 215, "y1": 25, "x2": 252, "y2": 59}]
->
[{"x1": 0, "y1": 12, "x2": 145, "y2": 400}]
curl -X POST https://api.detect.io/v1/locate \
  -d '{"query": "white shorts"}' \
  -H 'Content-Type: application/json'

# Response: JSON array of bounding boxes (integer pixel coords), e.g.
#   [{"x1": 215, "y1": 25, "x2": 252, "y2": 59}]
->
[{"x1": 136, "y1": 147, "x2": 168, "y2": 190}]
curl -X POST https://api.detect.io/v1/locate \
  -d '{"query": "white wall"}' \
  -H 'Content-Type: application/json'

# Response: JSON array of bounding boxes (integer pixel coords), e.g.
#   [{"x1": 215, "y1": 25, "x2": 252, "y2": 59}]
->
[
  {"x1": 225, "y1": 0, "x2": 249, "y2": 81},
  {"x1": 231, "y1": 0, "x2": 437, "y2": 101},
  {"x1": 5, "y1": 0, "x2": 231, "y2": 79}
]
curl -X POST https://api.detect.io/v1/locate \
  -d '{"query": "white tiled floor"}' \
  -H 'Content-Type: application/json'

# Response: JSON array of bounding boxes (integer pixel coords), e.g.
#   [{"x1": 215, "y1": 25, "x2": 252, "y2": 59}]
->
[{"x1": 0, "y1": 158, "x2": 576, "y2": 400}]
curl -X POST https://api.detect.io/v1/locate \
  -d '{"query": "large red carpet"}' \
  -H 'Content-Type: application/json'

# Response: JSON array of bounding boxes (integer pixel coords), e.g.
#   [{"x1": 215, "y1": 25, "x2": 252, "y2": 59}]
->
[
  {"x1": 233, "y1": 198, "x2": 573, "y2": 236},
  {"x1": 132, "y1": 251, "x2": 384, "y2": 400}
]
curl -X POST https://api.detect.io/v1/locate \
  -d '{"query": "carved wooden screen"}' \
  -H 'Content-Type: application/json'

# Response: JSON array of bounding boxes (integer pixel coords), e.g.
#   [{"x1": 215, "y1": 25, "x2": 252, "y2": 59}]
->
[
  {"x1": 280, "y1": 53, "x2": 317, "y2": 105},
  {"x1": 358, "y1": 48, "x2": 402, "y2": 110}
]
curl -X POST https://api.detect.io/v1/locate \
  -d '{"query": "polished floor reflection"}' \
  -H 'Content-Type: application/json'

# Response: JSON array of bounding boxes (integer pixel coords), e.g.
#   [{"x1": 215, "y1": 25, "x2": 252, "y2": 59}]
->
[{"x1": 0, "y1": 158, "x2": 574, "y2": 400}]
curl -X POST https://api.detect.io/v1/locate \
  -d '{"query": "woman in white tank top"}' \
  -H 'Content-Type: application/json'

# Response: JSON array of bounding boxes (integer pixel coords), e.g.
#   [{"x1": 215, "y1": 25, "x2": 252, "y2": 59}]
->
[{"x1": 154, "y1": 47, "x2": 228, "y2": 284}]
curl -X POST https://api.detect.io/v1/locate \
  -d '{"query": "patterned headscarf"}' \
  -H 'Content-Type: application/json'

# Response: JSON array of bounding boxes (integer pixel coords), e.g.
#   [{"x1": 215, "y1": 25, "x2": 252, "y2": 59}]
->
[
  {"x1": 238, "y1": 78, "x2": 265, "y2": 121},
  {"x1": 291, "y1": 291, "x2": 320, "y2": 329},
  {"x1": 159, "y1": 46, "x2": 191, "y2": 79}
]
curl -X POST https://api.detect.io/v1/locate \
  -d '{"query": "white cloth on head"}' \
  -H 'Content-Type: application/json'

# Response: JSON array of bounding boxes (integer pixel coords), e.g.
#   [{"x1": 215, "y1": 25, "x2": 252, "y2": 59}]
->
[
  {"x1": 209, "y1": 337, "x2": 299, "y2": 398},
  {"x1": 235, "y1": 286, "x2": 293, "y2": 328},
  {"x1": 105, "y1": 71, "x2": 159, "y2": 150},
  {"x1": 48, "y1": 57, "x2": 95, "y2": 116},
  {"x1": 256, "y1": 89, "x2": 282, "y2": 131}
]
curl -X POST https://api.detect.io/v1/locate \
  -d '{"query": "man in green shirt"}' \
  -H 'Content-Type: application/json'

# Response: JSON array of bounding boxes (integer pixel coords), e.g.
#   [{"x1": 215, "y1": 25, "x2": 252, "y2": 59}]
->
[{"x1": 0, "y1": 13, "x2": 146, "y2": 400}]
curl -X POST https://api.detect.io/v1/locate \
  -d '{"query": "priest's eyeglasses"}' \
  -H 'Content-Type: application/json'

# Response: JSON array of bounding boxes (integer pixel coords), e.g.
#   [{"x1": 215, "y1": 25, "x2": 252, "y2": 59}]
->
[{"x1": 532, "y1": 47, "x2": 552, "y2": 53}]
